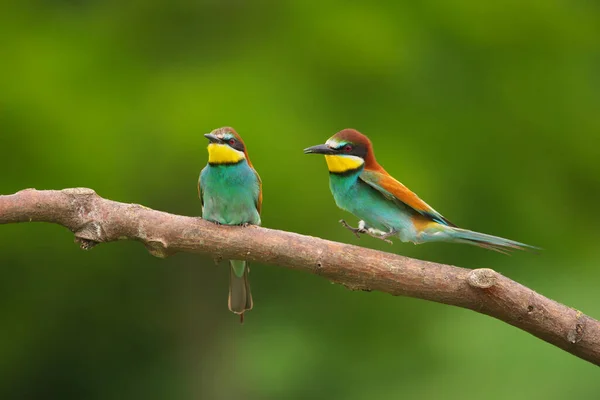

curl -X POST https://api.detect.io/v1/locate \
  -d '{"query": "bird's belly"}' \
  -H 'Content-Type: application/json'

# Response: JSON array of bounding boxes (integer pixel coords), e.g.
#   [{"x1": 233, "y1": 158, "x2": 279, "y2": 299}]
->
[
  {"x1": 203, "y1": 194, "x2": 260, "y2": 225},
  {"x1": 201, "y1": 166, "x2": 261, "y2": 226}
]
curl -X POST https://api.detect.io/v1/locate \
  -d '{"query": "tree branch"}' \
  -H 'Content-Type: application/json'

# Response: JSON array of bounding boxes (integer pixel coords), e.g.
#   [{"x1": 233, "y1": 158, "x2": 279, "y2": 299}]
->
[{"x1": 1, "y1": 188, "x2": 599, "y2": 366}]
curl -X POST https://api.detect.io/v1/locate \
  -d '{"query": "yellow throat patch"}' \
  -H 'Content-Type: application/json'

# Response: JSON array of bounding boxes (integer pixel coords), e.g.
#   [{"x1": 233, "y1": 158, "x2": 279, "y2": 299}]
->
[
  {"x1": 208, "y1": 143, "x2": 245, "y2": 164},
  {"x1": 324, "y1": 155, "x2": 364, "y2": 173}
]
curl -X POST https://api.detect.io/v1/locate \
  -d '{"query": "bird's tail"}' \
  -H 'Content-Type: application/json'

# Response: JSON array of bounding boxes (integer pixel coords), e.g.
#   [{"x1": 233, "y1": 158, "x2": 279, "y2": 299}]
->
[
  {"x1": 444, "y1": 226, "x2": 539, "y2": 254},
  {"x1": 228, "y1": 260, "x2": 253, "y2": 323}
]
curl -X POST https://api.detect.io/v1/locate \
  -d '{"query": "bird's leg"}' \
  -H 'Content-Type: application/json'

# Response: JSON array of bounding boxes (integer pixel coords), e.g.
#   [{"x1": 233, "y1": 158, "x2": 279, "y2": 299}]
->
[
  {"x1": 339, "y1": 219, "x2": 364, "y2": 238},
  {"x1": 361, "y1": 224, "x2": 396, "y2": 244},
  {"x1": 365, "y1": 227, "x2": 395, "y2": 244},
  {"x1": 339, "y1": 220, "x2": 395, "y2": 244},
  {"x1": 377, "y1": 228, "x2": 398, "y2": 241}
]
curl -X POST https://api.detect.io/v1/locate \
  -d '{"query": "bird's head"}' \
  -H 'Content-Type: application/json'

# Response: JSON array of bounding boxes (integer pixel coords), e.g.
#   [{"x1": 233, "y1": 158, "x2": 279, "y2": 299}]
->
[
  {"x1": 204, "y1": 127, "x2": 249, "y2": 165},
  {"x1": 304, "y1": 129, "x2": 376, "y2": 174}
]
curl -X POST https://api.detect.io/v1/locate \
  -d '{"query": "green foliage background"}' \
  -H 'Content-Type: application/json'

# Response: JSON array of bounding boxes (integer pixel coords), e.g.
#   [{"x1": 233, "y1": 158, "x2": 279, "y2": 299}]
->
[{"x1": 1, "y1": 1, "x2": 599, "y2": 399}]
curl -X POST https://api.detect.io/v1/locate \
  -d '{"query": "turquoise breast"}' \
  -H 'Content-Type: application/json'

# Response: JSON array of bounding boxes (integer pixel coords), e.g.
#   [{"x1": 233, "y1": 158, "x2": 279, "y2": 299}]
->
[{"x1": 200, "y1": 161, "x2": 261, "y2": 226}]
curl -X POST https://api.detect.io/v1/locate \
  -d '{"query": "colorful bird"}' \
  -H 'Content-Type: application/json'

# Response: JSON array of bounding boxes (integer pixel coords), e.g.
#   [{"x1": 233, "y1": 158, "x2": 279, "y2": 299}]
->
[
  {"x1": 199, "y1": 127, "x2": 262, "y2": 322},
  {"x1": 304, "y1": 129, "x2": 536, "y2": 253}
]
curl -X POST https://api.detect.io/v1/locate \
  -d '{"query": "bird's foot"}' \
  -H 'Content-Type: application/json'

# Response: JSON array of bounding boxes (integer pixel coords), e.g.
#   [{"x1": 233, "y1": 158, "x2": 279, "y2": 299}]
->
[
  {"x1": 239, "y1": 222, "x2": 250, "y2": 227},
  {"x1": 378, "y1": 229, "x2": 397, "y2": 242},
  {"x1": 339, "y1": 219, "x2": 365, "y2": 238},
  {"x1": 367, "y1": 229, "x2": 395, "y2": 244},
  {"x1": 360, "y1": 222, "x2": 396, "y2": 244},
  {"x1": 339, "y1": 220, "x2": 395, "y2": 244}
]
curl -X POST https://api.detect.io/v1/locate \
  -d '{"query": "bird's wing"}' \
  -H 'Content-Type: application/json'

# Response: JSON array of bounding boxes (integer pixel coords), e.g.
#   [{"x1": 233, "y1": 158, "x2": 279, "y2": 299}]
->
[
  {"x1": 253, "y1": 168, "x2": 263, "y2": 215},
  {"x1": 359, "y1": 169, "x2": 456, "y2": 227},
  {"x1": 198, "y1": 167, "x2": 206, "y2": 208}
]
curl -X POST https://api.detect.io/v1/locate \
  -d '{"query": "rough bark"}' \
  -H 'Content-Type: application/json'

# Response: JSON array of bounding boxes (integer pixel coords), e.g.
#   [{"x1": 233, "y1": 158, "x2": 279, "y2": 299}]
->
[{"x1": 1, "y1": 188, "x2": 599, "y2": 366}]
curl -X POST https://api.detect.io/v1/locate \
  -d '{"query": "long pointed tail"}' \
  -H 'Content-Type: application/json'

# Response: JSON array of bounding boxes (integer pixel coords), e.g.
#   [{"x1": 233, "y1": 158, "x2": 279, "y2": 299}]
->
[
  {"x1": 228, "y1": 260, "x2": 253, "y2": 323},
  {"x1": 445, "y1": 227, "x2": 539, "y2": 254}
]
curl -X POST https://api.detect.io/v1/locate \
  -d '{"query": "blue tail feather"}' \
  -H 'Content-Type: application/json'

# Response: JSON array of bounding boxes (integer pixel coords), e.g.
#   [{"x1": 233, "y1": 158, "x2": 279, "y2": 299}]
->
[{"x1": 447, "y1": 227, "x2": 539, "y2": 254}]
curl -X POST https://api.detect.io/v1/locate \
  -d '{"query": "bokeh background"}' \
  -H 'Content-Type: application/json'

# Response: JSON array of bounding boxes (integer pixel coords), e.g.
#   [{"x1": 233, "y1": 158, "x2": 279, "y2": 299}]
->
[{"x1": 1, "y1": 1, "x2": 600, "y2": 399}]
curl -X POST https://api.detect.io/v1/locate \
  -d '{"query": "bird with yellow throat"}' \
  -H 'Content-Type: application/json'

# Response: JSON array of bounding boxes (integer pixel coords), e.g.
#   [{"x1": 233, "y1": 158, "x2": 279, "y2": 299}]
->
[
  {"x1": 304, "y1": 129, "x2": 536, "y2": 253},
  {"x1": 199, "y1": 127, "x2": 262, "y2": 322}
]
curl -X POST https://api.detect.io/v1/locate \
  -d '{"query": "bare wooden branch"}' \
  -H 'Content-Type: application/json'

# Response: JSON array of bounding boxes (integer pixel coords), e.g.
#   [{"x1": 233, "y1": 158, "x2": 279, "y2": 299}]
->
[{"x1": 1, "y1": 188, "x2": 599, "y2": 366}]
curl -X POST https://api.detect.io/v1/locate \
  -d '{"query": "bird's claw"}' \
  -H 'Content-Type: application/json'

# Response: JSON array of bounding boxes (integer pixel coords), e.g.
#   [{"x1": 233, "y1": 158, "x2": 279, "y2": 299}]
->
[
  {"x1": 208, "y1": 220, "x2": 250, "y2": 227},
  {"x1": 369, "y1": 231, "x2": 394, "y2": 244},
  {"x1": 339, "y1": 220, "x2": 395, "y2": 244},
  {"x1": 379, "y1": 229, "x2": 398, "y2": 239},
  {"x1": 376, "y1": 236, "x2": 394, "y2": 245},
  {"x1": 339, "y1": 219, "x2": 364, "y2": 238},
  {"x1": 374, "y1": 228, "x2": 397, "y2": 244}
]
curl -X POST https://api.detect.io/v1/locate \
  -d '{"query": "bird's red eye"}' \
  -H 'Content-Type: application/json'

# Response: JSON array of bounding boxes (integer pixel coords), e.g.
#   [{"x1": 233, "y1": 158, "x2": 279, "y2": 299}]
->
[
  {"x1": 229, "y1": 139, "x2": 235, "y2": 145},
  {"x1": 344, "y1": 144, "x2": 352, "y2": 153}
]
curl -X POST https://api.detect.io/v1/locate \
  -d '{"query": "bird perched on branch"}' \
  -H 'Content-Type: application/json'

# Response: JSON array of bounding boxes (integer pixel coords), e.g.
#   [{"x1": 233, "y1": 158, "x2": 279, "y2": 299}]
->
[
  {"x1": 199, "y1": 127, "x2": 262, "y2": 322},
  {"x1": 304, "y1": 128, "x2": 536, "y2": 253}
]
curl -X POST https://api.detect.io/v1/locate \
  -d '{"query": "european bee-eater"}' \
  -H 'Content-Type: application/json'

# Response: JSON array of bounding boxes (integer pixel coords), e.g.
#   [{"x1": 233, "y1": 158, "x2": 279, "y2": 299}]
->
[
  {"x1": 304, "y1": 129, "x2": 535, "y2": 253},
  {"x1": 199, "y1": 127, "x2": 262, "y2": 322}
]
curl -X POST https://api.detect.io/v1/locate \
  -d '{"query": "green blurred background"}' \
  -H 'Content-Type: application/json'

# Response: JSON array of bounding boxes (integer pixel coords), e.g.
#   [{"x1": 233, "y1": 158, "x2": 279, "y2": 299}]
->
[{"x1": 1, "y1": 0, "x2": 599, "y2": 399}]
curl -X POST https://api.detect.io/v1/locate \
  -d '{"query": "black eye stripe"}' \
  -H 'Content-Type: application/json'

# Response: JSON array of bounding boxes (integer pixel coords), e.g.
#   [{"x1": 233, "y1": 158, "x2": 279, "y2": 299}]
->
[
  {"x1": 335, "y1": 142, "x2": 366, "y2": 158},
  {"x1": 333, "y1": 143, "x2": 352, "y2": 152},
  {"x1": 226, "y1": 138, "x2": 245, "y2": 152}
]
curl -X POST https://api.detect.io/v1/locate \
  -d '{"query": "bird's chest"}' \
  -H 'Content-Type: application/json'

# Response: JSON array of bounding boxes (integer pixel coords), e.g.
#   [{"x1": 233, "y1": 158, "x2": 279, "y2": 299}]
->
[
  {"x1": 200, "y1": 164, "x2": 260, "y2": 225},
  {"x1": 328, "y1": 174, "x2": 372, "y2": 214}
]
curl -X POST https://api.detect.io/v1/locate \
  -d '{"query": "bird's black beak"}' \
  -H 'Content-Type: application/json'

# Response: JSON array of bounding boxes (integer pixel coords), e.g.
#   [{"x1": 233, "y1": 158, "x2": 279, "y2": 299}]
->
[
  {"x1": 303, "y1": 144, "x2": 336, "y2": 155},
  {"x1": 204, "y1": 133, "x2": 221, "y2": 143}
]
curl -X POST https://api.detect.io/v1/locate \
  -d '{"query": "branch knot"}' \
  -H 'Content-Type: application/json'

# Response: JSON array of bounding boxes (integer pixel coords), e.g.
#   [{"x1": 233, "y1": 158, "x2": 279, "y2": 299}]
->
[
  {"x1": 567, "y1": 312, "x2": 586, "y2": 344},
  {"x1": 145, "y1": 239, "x2": 170, "y2": 258},
  {"x1": 63, "y1": 188, "x2": 97, "y2": 196},
  {"x1": 467, "y1": 268, "x2": 499, "y2": 289}
]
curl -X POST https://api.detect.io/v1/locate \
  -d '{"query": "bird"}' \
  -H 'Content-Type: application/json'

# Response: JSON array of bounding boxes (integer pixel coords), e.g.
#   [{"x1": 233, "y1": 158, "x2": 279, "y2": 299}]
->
[
  {"x1": 198, "y1": 127, "x2": 262, "y2": 322},
  {"x1": 304, "y1": 128, "x2": 536, "y2": 253}
]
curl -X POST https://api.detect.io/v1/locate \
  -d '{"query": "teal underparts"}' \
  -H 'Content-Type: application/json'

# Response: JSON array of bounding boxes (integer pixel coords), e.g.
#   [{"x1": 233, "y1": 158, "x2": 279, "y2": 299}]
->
[{"x1": 199, "y1": 161, "x2": 261, "y2": 226}]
